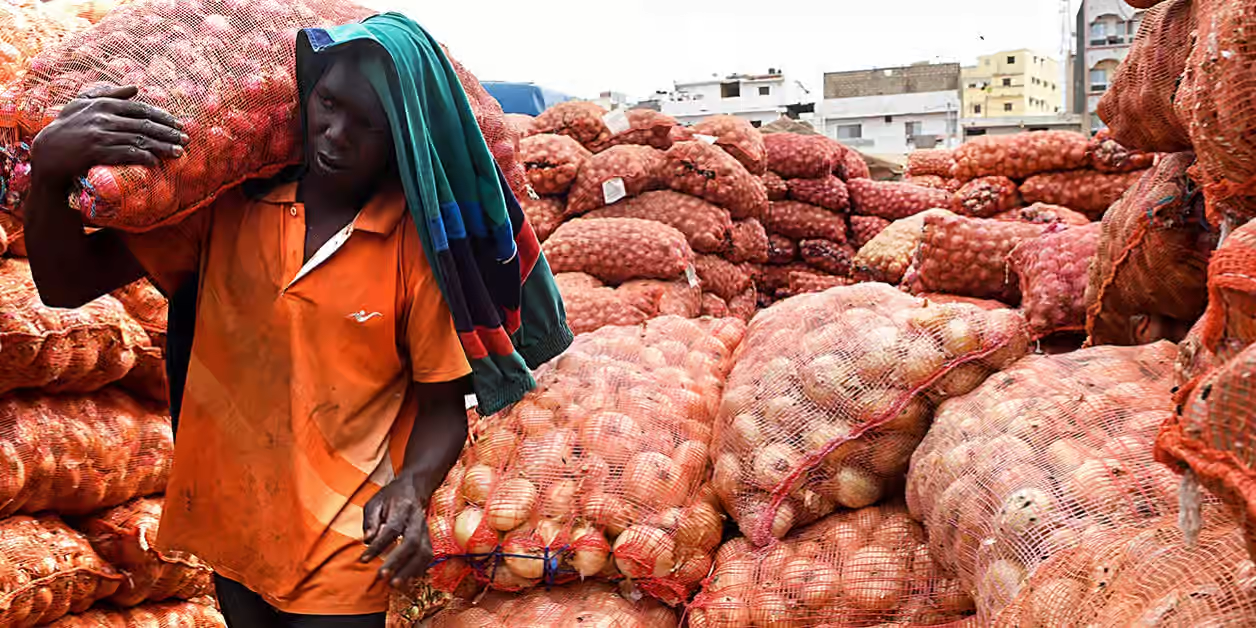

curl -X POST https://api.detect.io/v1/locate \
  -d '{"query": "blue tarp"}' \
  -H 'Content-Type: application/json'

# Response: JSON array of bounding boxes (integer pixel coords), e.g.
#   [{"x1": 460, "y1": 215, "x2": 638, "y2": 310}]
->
[{"x1": 483, "y1": 82, "x2": 576, "y2": 116}]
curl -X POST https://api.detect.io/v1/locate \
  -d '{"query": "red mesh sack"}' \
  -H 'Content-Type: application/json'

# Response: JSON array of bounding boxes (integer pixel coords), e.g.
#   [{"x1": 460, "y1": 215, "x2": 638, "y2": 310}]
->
[
  {"x1": 47, "y1": 601, "x2": 226, "y2": 627},
  {"x1": 727, "y1": 287, "x2": 757, "y2": 322},
  {"x1": 694, "y1": 255, "x2": 751, "y2": 302},
  {"x1": 110, "y1": 278, "x2": 167, "y2": 349},
  {"x1": 0, "y1": 389, "x2": 172, "y2": 516},
  {"x1": 0, "y1": 1, "x2": 93, "y2": 86},
  {"x1": 701, "y1": 293, "x2": 729, "y2": 318},
  {"x1": 691, "y1": 115, "x2": 767, "y2": 175},
  {"x1": 764, "y1": 133, "x2": 842, "y2": 179},
  {"x1": 906, "y1": 149, "x2": 956, "y2": 178},
  {"x1": 601, "y1": 109, "x2": 680, "y2": 151},
  {"x1": 906, "y1": 214, "x2": 1047, "y2": 302},
  {"x1": 763, "y1": 201, "x2": 847, "y2": 242},
  {"x1": 75, "y1": 497, "x2": 214, "y2": 607},
  {"x1": 755, "y1": 262, "x2": 813, "y2": 298},
  {"x1": 662, "y1": 141, "x2": 769, "y2": 221},
  {"x1": 905, "y1": 342, "x2": 1180, "y2": 621},
  {"x1": 427, "y1": 580, "x2": 677, "y2": 628},
  {"x1": 0, "y1": 258, "x2": 151, "y2": 395},
  {"x1": 837, "y1": 147, "x2": 872, "y2": 181},
  {"x1": 10, "y1": 0, "x2": 375, "y2": 232},
  {"x1": 850, "y1": 215, "x2": 891, "y2": 250},
  {"x1": 994, "y1": 508, "x2": 1256, "y2": 627},
  {"x1": 919, "y1": 294, "x2": 1010, "y2": 311},
  {"x1": 617, "y1": 279, "x2": 702, "y2": 320},
  {"x1": 786, "y1": 175, "x2": 850, "y2": 212},
  {"x1": 1197, "y1": 217, "x2": 1256, "y2": 351},
  {"x1": 761, "y1": 172, "x2": 788, "y2": 201},
  {"x1": 530, "y1": 101, "x2": 611, "y2": 151},
  {"x1": 1085, "y1": 153, "x2": 1216, "y2": 346},
  {"x1": 689, "y1": 504, "x2": 975, "y2": 627},
  {"x1": 555, "y1": 274, "x2": 649, "y2": 335},
  {"x1": 953, "y1": 176, "x2": 1021, "y2": 218},
  {"x1": 118, "y1": 345, "x2": 168, "y2": 403},
  {"x1": 851, "y1": 209, "x2": 953, "y2": 285},
  {"x1": 544, "y1": 218, "x2": 694, "y2": 285},
  {"x1": 726, "y1": 218, "x2": 769, "y2": 264},
  {"x1": 712, "y1": 283, "x2": 1031, "y2": 545},
  {"x1": 1088, "y1": 129, "x2": 1158, "y2": 173},
  {"x1": 952, "y1": 131, "x2": 1091, "y2": 181},
  {"x1": 1009, "y1": 223, "x2": 1102, "y2": 338},
  {"x1": 848, "y1": 179, "x2": 951, "y2": 220},
  {"x1": 518, "y1": 134, "x2": 592, "y2": 196},
  {"x1": 0, "y1": 515, "x2": 122, "y2": 627},
  {"x1": 504, "y1": 113, "x2": 535, "y2": 138},
  {"x1": 780, "y1": 270, "x2": 853, "y2": 298},
  {"x1": 799, "y1": 239, "x2": 855, "y2": 277},
  {"x1": 446, "y1": 52, "x2": 527, "y2": 201},
  {"x1": 904, "y1": 174, "x2": 949, "y2": 190},
  {"x1": 992, "y1": 202, "x2": 1091, "y2": 226},
  {"x1": 1019, "y1": 170, "x2": 1145, "y2": 218},
  {"x1": 519, "y1": 196, "x2": 564, "y2": 243},
  {"x1": 426, "y1": 317, "x2": 745, "y2": 604},
  {"x1": 0, "y1": 211, "x2": 25, "y2": 257},
  {"x1": 766, "y1": 234, "x2": 798, "y2": 264},
  {"x1": 583, "y1": 190, "x2": 732, "y2": 255},
  {"x1": 1098, "y1": 0, "x2": 1194, "y2": 154},
  {"x1": 565, "y1": 145, "x2": 666, "y2": 216}
]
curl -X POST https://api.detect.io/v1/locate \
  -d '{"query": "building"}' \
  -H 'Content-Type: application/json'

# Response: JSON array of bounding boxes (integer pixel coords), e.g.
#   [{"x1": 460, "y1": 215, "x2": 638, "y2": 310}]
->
[
  {"x1": 815, "y1": 62, "x2": 962, "y2": 156},
  {"x1": 962, "y1": 49, "x2": 1062, "y2": 118},
  {"x1": 1072, "y1": 0, "x2": 1145, "y2": 132},
  {"x1": 591, "y1": 91, "x2": 630, "y2": 111},
  {"x1": 962, "y1": 113, "x2": 1084, "y2": 139},
  {"x1": 658, "y1": 70, "x2": 812, "y2": 127}
]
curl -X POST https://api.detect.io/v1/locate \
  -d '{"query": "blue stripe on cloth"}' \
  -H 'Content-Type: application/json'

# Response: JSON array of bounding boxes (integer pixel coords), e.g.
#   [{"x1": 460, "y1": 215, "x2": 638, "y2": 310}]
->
[
  {"x1": 427, "y1": 214, "x2": 449, "y2": 252},
  {"x1": 459, "y1": 200, "x2": 487, "y2": 239},
  {"x1": 439, "y1": 200, "x2": 467, "y2": 238},
  {"x1": 304, "y1": 28, "x2": 334, "y2": 52},
  {"x1": 491, "y1": 223, "x2": 516, "y2": 262}
]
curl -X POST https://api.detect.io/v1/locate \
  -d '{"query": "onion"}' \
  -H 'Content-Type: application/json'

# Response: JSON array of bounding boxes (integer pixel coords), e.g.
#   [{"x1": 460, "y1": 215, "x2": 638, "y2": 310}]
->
[
  {"x1": 582, "y1": 493, "x2": 637, "y2": 537},
  {"x1": 647, "y1": 508, "x2": 682, "y2": 530},
  {"x1": 1027, "y1": 578, "x2": 1086, "y2": 625},
  {"x1": 770, "y1": 500, "x2": 799, "y2": 541},
  {"x1": 535, "y1": 520, "x2": 564, "y2": 547},
  {"x1": 689, "y1": 596, "x2": 750, "y2": 628},
  {"x1": 872, "y1": 514, "x2": 919, "y2": 549},
  {"x1": 801, "y1": 355, "x2": 855, "y2": 409},
  {"x1": 751, "y1": 442, "x2": 803, "y2": 492},
  {"x1": 979, "y1": 558, "x2": 1026, "y2": 613},
  {"x1": 519, "y1": 429, "x2": 576, "y2": 483},
  {"x1": 473, "y1": 429, "x2": 518, "y2": 468},
  {"x1": 515, "y1": 401, "x2": 556, "y2": 437},
  {"x1": 841, "y1": 545, "x2": 907, "y2": 611},
  {"x1": 672, "y1": 548, "x2": 714, "y2": 585},
  {"x1": 880, "y1": 396, "x2": 931, "y2": 436},
  {"x1": 461, "y1": 464, "x2": 497, "y2": 507},
  {"x1": 997, "y1": 488, "x2": 1058, "y2": 540},
  {"x1": 569, "y1": 525, "x2": 610, "y2": 577},
  {"x1": 897, "y1": 339, "x2": 948, "y2": 386},
  {"x1": 763, "y1": 396, "x2": 804, "y2": 424},
  {"x1": 672, "y1": 440, "x2": 709, "y2": 491},
  {"x1": 485, "y1": 478, "x2": 538, "y2": 532},
  {"x1": 930, "y1": 363, "x2": 991, "y2": 399},
  {"x1": 866, "y1": 432, "x2": 922, "y2": 477},
  {"x1": 782, "y1": 556, "x2": 841, "y2": 609},
  {"x1": 834, "y1": 467, "x2": 884, "y2": 509},
  {"x1": 675, "y1": 501, "x2": 724, "y2": 552},
  {"x1": 580, "y1": 411, "x2": 648, "y2": 459},
  {"x1": 938, "y1": 315, "x2": 982, "y2": 357},
  {"x1": 749, "y1": 591, "x2": 796, "y2": 627},
  {"x1": 720, "y1": 385, "x2": 757, "y2": 417},
  {"x1": 429, "y1": 483, "x2": 459, "y2": 519},
  {"x1": 711, "y1": 453, "x2": 741, "y2": 500},
  {"x1": 539, "y1": 479, "x2": 577, "y2": 519},
  {"x1": 454, "y1": 508, "x2": 497, "y2": 555},
  {"x1": 852, "y1": 325, "x2": 901, "y2": 383},
  {"x1": 490, "y1": 563, "x2": 539, "y2": 590},
  {"x1": 727, "y1": 413, "x2": 764, "y2": 453},
  {"x1": 714, "y1": 537, "x2": 755, "y2": 565},
  {"x1": 708, "y1": 558, "x2": 756, "y2": 593},
  {"x1": 624, "y1": 451, "x2": 684, "y2": 509},
  {"x1": 824, "y1": 520, "x2": 863, "y2": 559},
  {"x1": 576, "y1": 454, "x2": 611, "y2": 495},
  {"x1": 502, "y1": 532, "x2": 546, "y2": 580},
  {"x1": 613, "y1": 525, "x2": 676, "y2": 579},
  {"x1": 761, "y1": 543, "x2": 794, "y2": 576}
]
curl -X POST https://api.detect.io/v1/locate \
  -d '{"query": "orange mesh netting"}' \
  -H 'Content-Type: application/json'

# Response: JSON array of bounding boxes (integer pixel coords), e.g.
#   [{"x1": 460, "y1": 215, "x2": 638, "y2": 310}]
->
[
  {"x1": 445, "y1": 51, "x2": 527, "y2": 201},
  {"x1": 1085, "y1": 153, "x2": 1217, "y2": 346},
  {"x1": 0, "y1": 258, "x2": 151, "y2": 395},
  {"x1": 46, "y1": 601, "x2": 226, "y2": 627},
  {"x1": 760, "y1": 171, "x2": 788, "y2": 201},
  {"x1": 904, "y1": 214, "x2": 1047, "y2": 303},
  {"x1": 75, "y1": 497, "x2": 214, "y2": 606},
  {"x1": 1097, "y1": 0, "x2": 1194, "y2": 154},
  {"x1": 906, "y1": 342, "x2": 1181, "y2": 622},
  {"x1": 726, "y1": 286, "x2": 757, "y2": 322},
  {"x1": 110, "y1": 278, "x2": 168, "y2": 349},
  {"x1": 779, "y1": 270, "x2": 852, "y2": 298},
  {"x1": 764, "y1": 133, "x2": 842, "y2": 180},
  {"x1": 0, "y1": 389, "x2": 172, "y2": 516},
  {"x1": 425, "y1": 317, "x2": 745, "y2": 605},
  {"x1": 694, "y1": 255, "x2": 752, "y2": 302},
  {"x1": 543, "y1": 218, "x2": 695, "y2": 285},
  {"x1": 952, "y1": 131, "x2": 1091, "y2": 181},
  {"x1": 663, "y1": 141, "x2": 769, "y2": 221},
  {"x1": 530, "y1": 101, "x2": 611, "y2": 151},
  {"x1": 762, "y1": 200, "x2": 847, "y2": 243},
  {"x1": 0, "y1": 515, "x2": 122, "y2": 627},
  {"x1": 711, "y1": 283, "x2": 1030, "y2": 546},
  {"x1": 583, "y1": 190, "x2": 733, "y2": 255},
  {"x1": 0, "y1": 1, "x2": 93, "y2": 87},
  {"x1": 1176, "y1": 0, "x2": 1256, "y2": 225},
  {"x1": 10, "y1": 0, "x2": 375, "y2": 232},
  {"x1": 848, "y1": 179, "x2": 952, "y2": 220},
  {"x1": 1198, "y1": 216, "x2": 1256, "y2": 352},
  {"x1": 850, "y1": 209, "x2": 953, "y2": 285},
  {"x1": 118, "y1": 345, "x2": 168, "y2": 403},
  {"x1": 766, "y1": 234, "x2": 798, "y2": 265},
  {"x1": 786, "y1": 175, "x2": 850, "y2": 213},
  {"x1": 799, "y1": 239, "x2": 855, "y2": 277},
  {"x1": 752, "y1": 262, "x2": 812, "y2": 299},
  {"x1": 519, "y1": 196, "x2": 564, "y2": 243},
  {"x1": 837, "y1": 147, "x2": 872, "y2": 181},
  {"x1": 555, "y1": 273, "x2": 700, "y2": 336},
  {"x1": 600, "y1": 109, "x2": 680, "y2": 152},
  {"x1": 918, "y1": 293, "x2": 1010, "y2": 311},
  {"x1": 1088, "y1": 129, "x2": 1159, "y2": 173},
  {"x1": 518, "y1": 134, "x2": 592, "y2": 196},
  {"x1": 992, "y1": 202, "x2": 1091, "y2": 227},
  {"x1": 425, "y1": 580, "x2": 677, "y2": 628},
  {"x1": 689, "y1": 504, "x2": 975, "y2": 627},
  {"x1": 904, "y1": 174, "x2": 950, "y2": 191},
  {"x1": 701, "y1": 293, "x2": 729, "y2": 318},
  {"x1": 849, "y1": 215, "x2": 890, "y2": 250},
  {"x1": 691, "y1": 115, "x2": 767, "y2": 175},
  {"x1": 0, "y1": 210, "x2": 24, "y2": 256},
  {"x1": 993, "y1": 507, "x2": 1256, "y2": 627},
  {"x1": 906, "y1": 149, "x2": 956, "y2": 178},
  {"x1": 565, "y1": 145, "x2": 666, "y2": 216},
  {"x1": 1008, "y1": 222, "x2": 1102, "y2": 339},
  {"x1": 504, "y1": 113, "x2": 535, "y2": 138},
  {"x1": 726, "y1": 218, "x2": 769, "y2": 264},
  {"x1": 953, "y1": 176, "x2": 1021, "y2": 218},
  {"x1": 1019, "y1": 169, "x2": 1146, "y2": 218}
]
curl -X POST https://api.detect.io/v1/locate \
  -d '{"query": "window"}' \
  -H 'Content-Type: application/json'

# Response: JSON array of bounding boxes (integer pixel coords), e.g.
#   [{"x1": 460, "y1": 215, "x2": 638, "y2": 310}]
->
[
  {"x1": 1002, "y1": 77, "x2": 1012, "y2": 87},
  {"x1": 758, "y1": 86, "x2": 770, "y2": 96},
  {"x1": 750, "y1": 120, "x2": 762, "y2": 128},
  {"x1": 1128, "y1": 16, "x2": 1143, "y2": 37},
  {"x1": 905, "y1": 121, "x2": 923, "y2": 137},
  {"x1": 968, "y1": 82, "x2": 978, "y2": 88},
  {"x1": 720, "y1": 82, "x2": 740, "y2": 98},
  {"x1": 974, "y1": 104, "x2": 982, "y2": 114},
  {"x1": 968, "y1": 128, "x2": 988, "y2": 137},
  {"x1": 1090, "y1": 68, "x2": 1109, "y2": 92},
  {"x1": 1007, "y1": 55, "x2": 1016, "y2": 64},
  {"x1": 1004, "y1": 103, "x2": 1014, "y2": 112},
  {"x1": 1090, "y1": 21, "x2": 1107, "y2": 45},
  {"x1": 836, "y1": 124, "x2": 862, "y2": 139},
  {"x1": 884, "y1": 115, "x2": 894, "y2": 123}
]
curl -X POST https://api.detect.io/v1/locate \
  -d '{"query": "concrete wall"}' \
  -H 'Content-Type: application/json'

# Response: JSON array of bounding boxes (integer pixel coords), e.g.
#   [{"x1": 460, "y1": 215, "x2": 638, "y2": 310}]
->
[
  {"x1": 823, "y1": 63, "x2": 961, "y2": 100},
  {"x1": 660, "y1": 76, "x2": 796, "y2": 126},
  {"x1": 817, "y1": 91, "x2": 961, "y2": 154}
]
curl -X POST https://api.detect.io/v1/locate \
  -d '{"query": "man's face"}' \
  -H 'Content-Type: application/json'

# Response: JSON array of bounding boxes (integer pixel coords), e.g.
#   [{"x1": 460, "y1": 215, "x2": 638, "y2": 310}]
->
[{"x1": 305, "y1": 58, "x2": 392, "y2": 194}]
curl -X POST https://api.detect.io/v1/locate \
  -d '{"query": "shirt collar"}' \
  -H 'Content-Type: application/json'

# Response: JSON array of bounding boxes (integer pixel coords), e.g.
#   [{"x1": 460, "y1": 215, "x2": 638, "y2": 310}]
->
[{"x1": 259, "y1": 180, "x2": 407, "y2": 235}]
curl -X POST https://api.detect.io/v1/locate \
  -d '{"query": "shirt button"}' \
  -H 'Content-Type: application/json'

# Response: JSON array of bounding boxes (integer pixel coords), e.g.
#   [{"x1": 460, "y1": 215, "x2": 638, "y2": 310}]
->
[{"x1": 289, "y1": 206, "x2": 298, "y2": 217}]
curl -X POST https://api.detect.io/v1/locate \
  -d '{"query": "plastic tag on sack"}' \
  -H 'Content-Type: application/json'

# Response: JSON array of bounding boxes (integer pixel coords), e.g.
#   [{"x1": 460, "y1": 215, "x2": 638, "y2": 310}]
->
[
  {"x1": 603, "y1": 110, "x2": 631, "y2": 136},
  {"x1": 602, "y1": 177, "x2": 627, "y2": 205},
  {"x1": 685, "y1": 265, "x2": 700, "y2": 288},
  {"x1": 694, "y1": 133, "x2": 718, "y2": 145}
]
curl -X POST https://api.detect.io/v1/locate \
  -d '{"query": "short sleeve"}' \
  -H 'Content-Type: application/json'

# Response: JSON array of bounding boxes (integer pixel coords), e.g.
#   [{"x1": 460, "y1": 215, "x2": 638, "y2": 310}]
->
[
  {"x1": 398, "y1": 220, "x2": 472, "y2": 383},
  {"x1": 120, "y1": 206, "x2": 212, "y2": 295}
]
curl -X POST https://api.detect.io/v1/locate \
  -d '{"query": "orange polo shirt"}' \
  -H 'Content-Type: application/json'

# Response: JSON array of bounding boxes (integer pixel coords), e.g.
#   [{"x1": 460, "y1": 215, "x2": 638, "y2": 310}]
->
[{"x1": 123, "y1": 181, "x2": 471, "y2": 615}]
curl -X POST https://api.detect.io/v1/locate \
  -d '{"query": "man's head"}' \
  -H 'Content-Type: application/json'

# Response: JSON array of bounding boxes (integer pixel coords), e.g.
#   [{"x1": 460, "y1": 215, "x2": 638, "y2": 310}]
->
[{"x1": 304, "y1": 47, "x2": 393, "y2": 197}]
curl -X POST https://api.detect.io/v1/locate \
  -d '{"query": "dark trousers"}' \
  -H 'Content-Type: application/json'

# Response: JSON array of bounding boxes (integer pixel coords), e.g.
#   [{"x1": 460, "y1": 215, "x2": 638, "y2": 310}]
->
[{"x1": 214, "y1": 575, "x2": 386, "y2": 628}]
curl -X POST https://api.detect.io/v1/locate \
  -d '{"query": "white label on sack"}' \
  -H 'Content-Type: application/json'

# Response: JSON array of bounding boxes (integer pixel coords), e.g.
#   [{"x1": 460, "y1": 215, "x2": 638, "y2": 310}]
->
[
  {"x1": 694, "y1": 133, "x2": 718, "y2": 145},
  {"x1": 603, "y1": 109, "x2": 631, "y2": 135},
  {"x1": 685, "y1": 265, "x2": 700, "y2": 288},
  {"x1": 602, "y1": 177, "x2": 627, "y2": 205}
]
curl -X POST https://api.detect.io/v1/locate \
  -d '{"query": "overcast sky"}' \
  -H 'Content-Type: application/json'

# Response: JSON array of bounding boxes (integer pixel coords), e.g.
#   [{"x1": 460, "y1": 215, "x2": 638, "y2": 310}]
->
[{"x1": 363, "y1": 0, "x2": 1074, "y2": 100}]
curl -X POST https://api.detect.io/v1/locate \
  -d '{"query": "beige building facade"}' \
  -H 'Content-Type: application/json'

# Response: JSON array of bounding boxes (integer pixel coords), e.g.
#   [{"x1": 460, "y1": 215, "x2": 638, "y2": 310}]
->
[{"x1": 962, "y1": 49, "x2": 1062, "y2": 118}]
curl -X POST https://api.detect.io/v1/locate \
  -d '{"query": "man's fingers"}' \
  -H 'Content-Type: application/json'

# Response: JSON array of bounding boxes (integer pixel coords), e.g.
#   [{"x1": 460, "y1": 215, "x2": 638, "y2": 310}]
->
[
  {"x1": 380, "y1": 536, "x2": 421, "y2": 586},
  {"x1": 106, "y1": 98, "x2": 183, "y2": 130},
  {"x1": 390, "y1": 526, "x2": 434, "y2": 586},
  {"x1": 361, "y1": 516, "x2": 404, "y2": 563},
  {"x1": 97, "y1": 131, "x2": 183, "y2": 160},
  {"x1": 78, "y1": 84, "x2": 136, "y2": 100},
  {"x1": 95, "y1": 145, "x2": 160, "y2": 168},
  {"x1": 109, "y1": 117, "x2": 190, "y2": 147}
]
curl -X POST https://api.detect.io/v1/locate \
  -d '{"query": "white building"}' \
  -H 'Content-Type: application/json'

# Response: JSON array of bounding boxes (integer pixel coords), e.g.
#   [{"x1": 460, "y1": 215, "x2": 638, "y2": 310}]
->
[
  {"x1": 1073, "y1": 0, "x2": 1145, "y2": 132},
  {"x1": 816, "y1": 63, "x2": 962, "y2": 156},
  {"x1": 659, "y1": 70, "x2": 811, "y2": 127}
]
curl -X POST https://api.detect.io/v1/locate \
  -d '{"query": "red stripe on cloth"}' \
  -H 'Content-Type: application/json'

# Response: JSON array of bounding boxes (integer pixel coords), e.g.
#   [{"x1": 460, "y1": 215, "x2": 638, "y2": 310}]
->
[
  {"x1": 504, "y1": 308, "x2": 522, "y2": 335},
  {"x1": 517, "y1": 221, "x2": 540, "y2": 282},
  {"x1": 459, "y1": 327, "x2": 516, "y2": 360},
  {"x1": 458, "y1": 332, "x2": 489, "y2": 360}
]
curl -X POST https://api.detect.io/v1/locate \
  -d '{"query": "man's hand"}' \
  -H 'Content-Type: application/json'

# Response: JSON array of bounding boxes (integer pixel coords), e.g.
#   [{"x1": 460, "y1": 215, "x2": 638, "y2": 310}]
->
[{"x1": 361, "y1": 471, "x2": 434, "y2": 588}]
